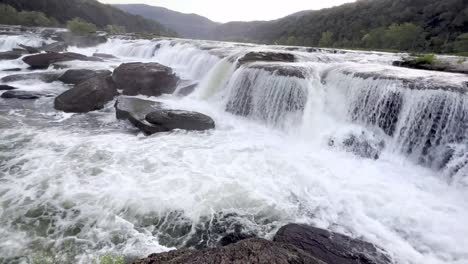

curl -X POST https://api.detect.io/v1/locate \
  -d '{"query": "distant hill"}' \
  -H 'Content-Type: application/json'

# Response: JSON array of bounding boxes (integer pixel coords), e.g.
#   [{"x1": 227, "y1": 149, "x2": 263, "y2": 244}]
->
[
  {"x1": 114, "y1": 4, "x2": 219, "y2": 39},
  {"x1": 0, "y1": 0, "x2": 176, "y2": 36}
]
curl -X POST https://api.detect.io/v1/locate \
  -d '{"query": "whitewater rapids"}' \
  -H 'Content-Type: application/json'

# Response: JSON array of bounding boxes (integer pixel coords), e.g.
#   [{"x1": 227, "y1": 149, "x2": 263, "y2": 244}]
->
[{"x1": 0, "y1": 35, "x2": 468, "y2": 264}]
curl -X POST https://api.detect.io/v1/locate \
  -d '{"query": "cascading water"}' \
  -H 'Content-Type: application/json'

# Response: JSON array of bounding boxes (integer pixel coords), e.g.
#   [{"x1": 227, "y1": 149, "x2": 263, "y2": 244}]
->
[{"x1": 1, "y1": 33, "x2": 468, "y2": 264}]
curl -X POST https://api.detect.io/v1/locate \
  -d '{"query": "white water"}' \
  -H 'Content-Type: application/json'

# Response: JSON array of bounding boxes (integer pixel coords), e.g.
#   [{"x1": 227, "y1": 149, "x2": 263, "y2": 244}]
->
[{"x1": 1, "y1": 35, "x2": 468, "y2": 264}]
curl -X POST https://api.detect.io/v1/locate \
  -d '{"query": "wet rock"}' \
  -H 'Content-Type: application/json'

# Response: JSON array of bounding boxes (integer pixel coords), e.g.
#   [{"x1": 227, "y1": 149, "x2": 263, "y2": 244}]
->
[
  {"x1": 274, "y1": 224, "x2": 391, "y2": 264},
  {"x1": 112, "y1": 62, "x2": 179, "y2": 97},
  {"x1": 92, "y1": 53, "x2": 117, "y2": 59},
  {"x1": 0, "y1": 85, "x2": 17, "y2": 91},
  {"x1": 1, "y1": 90, "x2": 53, "y2": 100},
  {"x1": 1, "y1": 72, "x2": 61, "y2": 83},
  {"x1": 219, "y1": 232, "x2": 256, "y2": 246},
  {"x1": 328, "y1": 130, "x2": 385, "y2": 160},
  {"x1": 176, "y1": 83, "x2": 198, "y2": 96},
  {"x1": 393, "y1": 59, "x2": 468, "y2": 74},
  {"x1": 115, "y1": 96, "x2": 164, "y2": 135},
  {"x1": 145, "y1": 110, "x2": 215, "y2": 132},
  {"x1": 58, "y1": 69, "x2": 112, "y2": 85},
  {"x1": 3, "y1": 68, "x2": 22, "y2": 72},
  {"x1": 18, "y1": 44, "x2": 40, "y2": 54},
  {"x1": 0, "y1": 50, "x2": 26, "y2": 60},
  {"x1": 40, "y1": 41, "x2": 68, "y2": 52},
  {"x1": 250, "y1": 64, "x2": 306, "y2": 78},
  {"x1": 54, "y1": 76, "x2": 117, "y2": 113},
  {"x1": 23, "y1": 52, "x2": 102, "y2": 69},
  {"x1": 133, "y1": 238, "x2": 325, "y2": 264},
  {"x1": 238, "y1": 51, "x2": 296, "y2": 66}
]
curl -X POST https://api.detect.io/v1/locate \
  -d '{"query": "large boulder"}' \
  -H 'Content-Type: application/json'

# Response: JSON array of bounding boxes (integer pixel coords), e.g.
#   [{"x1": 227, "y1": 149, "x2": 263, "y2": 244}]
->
[
  {"x1": 112, "y1": 62, "x2": 179, "y2": 96},
  {"x1": 115, "y1": 96, "x2": 164, "y2": 135},
  {"x1": 1, "y1": 90, "x2": 53, "y2": 100},
  {"x1": 133, "y1": 238, "x2": 325, "y2": 264},
  {"x1": 58, "y1": 69, "x2": 112, "y2": 85},
  {"x1": 145, "y1": 110, "x2": 215, "y2": 132},
  {"x1": 54, "y1": 76, "x2": 117, "y2": 113},
  {"x1": 274, "y1": 224, "x2": 391, "y2": 264},
  {"x1": 23, "y1": 52, "x2": 102, "y2": 69},
  {"x1": 1, "y1": 72, "x2": 61, "y2": 83}
]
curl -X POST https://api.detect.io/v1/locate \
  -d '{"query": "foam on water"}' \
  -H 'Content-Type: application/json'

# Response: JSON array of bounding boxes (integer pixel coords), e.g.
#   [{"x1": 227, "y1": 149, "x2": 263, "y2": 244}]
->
[{"x1": 1, "y1": 34, "x2": 468, "y2": 264}]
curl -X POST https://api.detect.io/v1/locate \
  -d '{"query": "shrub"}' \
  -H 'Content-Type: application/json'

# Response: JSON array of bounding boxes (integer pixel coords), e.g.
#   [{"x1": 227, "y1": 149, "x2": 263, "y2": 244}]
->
[
  {"x1": 67, "y1": 18, "x2": 97, "y2": 36},
  {"x1": 106, "y1": 25, "x2": 126, "y2": 35},
  {"x1": 414, "y1": 54, "x2": 436, "y2": 64}
]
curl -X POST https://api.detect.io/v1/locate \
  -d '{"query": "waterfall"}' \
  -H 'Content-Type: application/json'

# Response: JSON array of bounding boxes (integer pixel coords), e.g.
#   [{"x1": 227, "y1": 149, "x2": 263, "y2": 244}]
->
[{"x1": 0, "y1": 34, "x2": 47, "y2": 52}]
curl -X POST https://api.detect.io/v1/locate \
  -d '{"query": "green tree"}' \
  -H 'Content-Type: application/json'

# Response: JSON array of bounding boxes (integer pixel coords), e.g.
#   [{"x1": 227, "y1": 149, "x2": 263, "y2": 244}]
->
[
  {"x1": 106, "y1": 25, "x2": 126, "y2": 35},
  {"x1": 385, "y1": 23, "x2": 424, "y2": 51},
  {"x1": 286, "y1": 36, "x2": 298, "y2": 46},
  {"x1": 319, "y1": 31, "x2": 334, "y2": 47},
  {"x1": 18, "y1": 11, "x2": 53, "y2": 27},
  {"x1": 362, "y1": 27, "x2": 387, "y2": 48},
  {"x1": 67, "y1": 18, "x2": 97, "y2": 36},
  {"x1": 453, "y1": 33, "x2": 468, "y2": 53},
  {"x1": 0, "y1": 3, "x2": 19, "y2": 25}
]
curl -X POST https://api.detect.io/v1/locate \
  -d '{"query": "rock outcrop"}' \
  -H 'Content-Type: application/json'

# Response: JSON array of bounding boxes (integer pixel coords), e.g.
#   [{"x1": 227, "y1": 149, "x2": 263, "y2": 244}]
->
[
  {"x1": 112, "y1": 62, "x2": 179, "y2": 96},
  {"x1": 146, "y1": 110, "x2": 215, "y2": 132},
  {"x1": 1, "y1": 90, "x2": 53, "y2": 100},
  {"x1": 54, "y1": 76, "x2": 117, "y2": 113},
  {"x1": 115, "y1": 96, "x2": 164, "y2": 135},
  {"x1": 23, "y1": 52, "x2": 102, "y2": 69},
  {"x1": 238, "y1": 51, "x2": 296, "y2": 66},
  {"x1": 58, "y1": 69, "x2": 112, "y2": 85}
]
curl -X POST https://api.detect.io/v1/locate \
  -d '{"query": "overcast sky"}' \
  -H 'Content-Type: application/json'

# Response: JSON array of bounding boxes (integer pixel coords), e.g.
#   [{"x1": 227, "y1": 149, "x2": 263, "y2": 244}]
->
[{"x1": 98, "y1": 0, "x2": 356, "y2": 23}]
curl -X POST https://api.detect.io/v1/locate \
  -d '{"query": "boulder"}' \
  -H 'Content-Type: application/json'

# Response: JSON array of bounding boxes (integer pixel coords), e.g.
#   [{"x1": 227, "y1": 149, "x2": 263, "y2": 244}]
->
[
  {"x1": 133, "y1": 238, "x2": 325, "y2": 264},
  {"x1": 0, "y1": 50, "x2": 26, "y2": 60},
  {"x1": 238, "y1": 51, "x2": 296, "y2": 66},
  {"x1": 40, "y1": 41, "x2": 68, "y2": 52},
  {"x1": 18, "y1": 44, "x2": 40, "y2": 54},
  {"x1": 23, "y1": 52, "x2": 102, "y2": 69},
  {"x1": 176, "y1": 83, "x2": 198, "y2": 96},
  {"x1": 115, "y1": 96, "x2": 164, "y2": 135},
  {"x1": 328, "y1": 130, "x2": 385, "y2": 160},
  {"x1": 1, "y1": 90, "x2": 53, "y2": 100},
  {"x1": 274, "y1": 224, "x2": 391, "y2": 264},
  {"x1": 58, "y1": 69, "x2": 112, "y2": 85},
  {"x1": 0, "y1": 85, "x2": 17, "y2": 91},
  {"x1": 1, "y1": 72, "x2": 61, "y2": 83},
  {"x1": 92, "y1": 53, "x2": 117, "y2": 59},
  {"x1": 145, "y1": 110, "x2": 215, "y2": 132},
  {"x1": 54, "y1": 76, "x2": 117, "y2": 113},
  {"x1": 112, "y1": 62, "x2": 179, "y2": 96}
]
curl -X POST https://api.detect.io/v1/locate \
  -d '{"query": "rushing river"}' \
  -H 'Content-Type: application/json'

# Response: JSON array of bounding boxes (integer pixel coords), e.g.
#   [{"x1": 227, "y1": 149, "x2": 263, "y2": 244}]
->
[{"x1": 1, "y1": 33, "x2": 468, "y2": 264}]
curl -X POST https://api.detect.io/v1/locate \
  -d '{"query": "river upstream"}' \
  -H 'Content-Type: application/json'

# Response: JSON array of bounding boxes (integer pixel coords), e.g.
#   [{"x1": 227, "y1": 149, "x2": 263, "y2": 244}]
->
[{"x1": 0, "y1": 31, "x2": 468, "y2": 264}]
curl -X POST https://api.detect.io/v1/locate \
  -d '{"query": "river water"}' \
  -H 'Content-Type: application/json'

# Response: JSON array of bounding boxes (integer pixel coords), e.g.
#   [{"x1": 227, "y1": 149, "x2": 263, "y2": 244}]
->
[{"x1": 0, "y1": 34, "x2": 468, "y2": 264}]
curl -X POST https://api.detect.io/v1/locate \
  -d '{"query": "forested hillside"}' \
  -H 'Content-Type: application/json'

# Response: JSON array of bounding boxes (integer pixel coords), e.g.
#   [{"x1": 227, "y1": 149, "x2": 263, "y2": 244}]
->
[
  {"x1": 211, "y1": 0, "x2": 468, "y2": 53},
  {"x1": 0, "y1": 0, "x2": 175, "y2": 36},
  {"x1": 114, "y1": 4, "x2": 219, "y2": 39}
]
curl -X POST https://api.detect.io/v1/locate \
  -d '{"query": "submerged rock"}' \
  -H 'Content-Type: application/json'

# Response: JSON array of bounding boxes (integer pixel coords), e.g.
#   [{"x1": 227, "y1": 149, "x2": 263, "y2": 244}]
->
[
  {"x1": 3, "y1": 68, "x2": 22, "y2": 72},
  {"x1": 176, "y1": 83, "x2": 198, "y2": 96},
  {"x1": 238, "y1": 51, "x2": 296, "y2": 66},
  {"x1": 58, "y1": 69, "x2": 112, "y2": 85},
  {"x1": 133, "y1": 238, "x2": 325, "y2": 264},
  {"x1": 145, "y1": 110, "x2": 215, "y2": 132},
  {"x1": 112, "y1": 62, "x2": 179, "y2": 97},
  {"x1": 274, "y1": 224, "x2": 392, "y2": 264},
  {"x1": 0, "y1": 85, "x2": 17, "y2": 91},
  {"x1": 23, "y1": 52, "x2": 102, "y2": 69},
  {"x1": 0, "y1": 50, "x2": 26, "y2": 60},
  {"x1": 1, "y1": 72, "x2": 61, "y2": 83},
  {"x1": 54, "y1": 76, "x2": 117, "y2": 113},
  {"x1": 328, "y1": 130, "x2": 385, "y2": 160},
  {"x1": 92, "y1": 53, "x2": 117, "y2": 59},
  {"x1": 1, "y1": 90, "x2": 53, "y2": 100}
]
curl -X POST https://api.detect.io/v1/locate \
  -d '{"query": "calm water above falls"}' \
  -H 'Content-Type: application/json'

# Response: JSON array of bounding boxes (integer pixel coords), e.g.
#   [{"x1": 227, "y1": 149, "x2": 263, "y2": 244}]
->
[{"x1": 1, "y1": 34, "x2": 468, "y2": 264}]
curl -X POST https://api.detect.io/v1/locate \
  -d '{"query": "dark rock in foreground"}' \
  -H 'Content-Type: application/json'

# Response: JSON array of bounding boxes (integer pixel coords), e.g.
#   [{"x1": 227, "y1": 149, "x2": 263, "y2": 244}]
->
[
  {"x1": 274, "y1": 224, "x2": 391, "y2": 264},
  {"x1": 23, "y1": 52, "x2": 102, "y2": 69},
  {"x1": 58, "y1": 69, "x2": 112, "y2": 85},
  {"x1": 112, "y1": 62, "x2": 179, "y2": 97},
  {"x1": 1, "y1": 72, "x2": 61, "y2": 83},
  {"x1": 1, "y1": 90, "x2": 53, "y2": 100},
  {"x1": 238, "y1": 51, "x2": 296, "y2": 66},
  {"x1": 133, "y1": 238, "x2": 325, "y2": 264},
  {"x1": 146, "y1": 110, "x2": 215, "y2": 132},
  {"x1": 134, "y1": 223, "x2": 391, "y2": 264},
  {"x1": 0, "y1": 85, "x2": 17, "y2": 91},
  {"x1": 115, "y1": 96, "x2": 164, "y2": 135},
  {"x1": 54, "y1": 76, "x2": 117, "y2": 113}
]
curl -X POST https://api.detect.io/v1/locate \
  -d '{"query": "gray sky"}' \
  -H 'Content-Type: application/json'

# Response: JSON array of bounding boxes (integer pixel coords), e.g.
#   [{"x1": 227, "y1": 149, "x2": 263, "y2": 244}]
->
[{"x1": 99, "y1": 0, "x2": 356, "y2": 23}]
